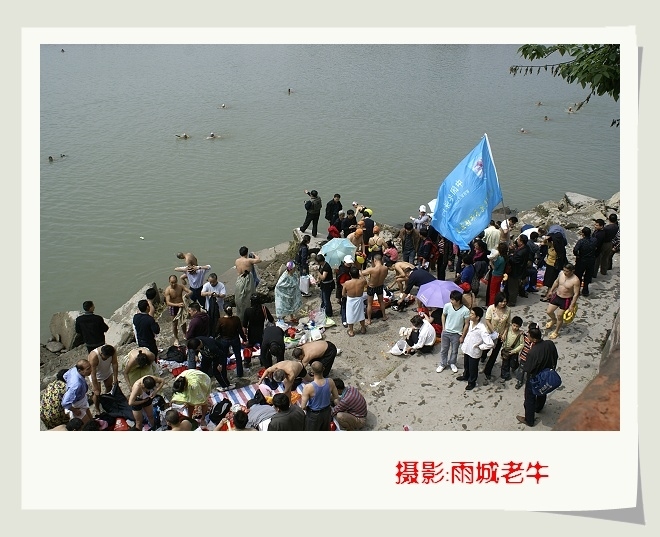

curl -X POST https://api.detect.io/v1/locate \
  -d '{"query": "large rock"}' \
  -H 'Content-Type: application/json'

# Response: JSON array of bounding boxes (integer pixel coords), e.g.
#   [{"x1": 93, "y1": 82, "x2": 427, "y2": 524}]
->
[
  {"x1": 552, "y1": 311, "x2": 620, "y2": 431},
  {"x1": 49, "y1": 311, "x2": 84, "y2": 350},
  {"x1": 109, "y1": 282, "x2": 160, "y2": 324}
]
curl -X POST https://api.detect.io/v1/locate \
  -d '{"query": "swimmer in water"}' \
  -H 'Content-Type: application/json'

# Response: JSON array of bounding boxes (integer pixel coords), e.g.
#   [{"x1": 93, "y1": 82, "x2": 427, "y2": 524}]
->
[
  {"x1": 207, "y1": 132, "x2": 219, "y2": 139},
  {"x1": 544, "y1": 115, "x2": 549, "y2": 121},
  {"x1": 220, "y1": 104, "x2": 226, "y2": 109},
  {"x1": 536, "y1": 101, "x2": 542, "y2": 106},
  {"x1": 520, "y1": 128, "x2": 529, "y2": 134},
  {"x1": 175, "y1": 133, "x2": 190, "y2": 139},
  {"x1": 568, "y1": 107, "x2": 574, "y2": 114},
  {"x1": 48, "y1": 156, "x2": 54, "y2": 162}
]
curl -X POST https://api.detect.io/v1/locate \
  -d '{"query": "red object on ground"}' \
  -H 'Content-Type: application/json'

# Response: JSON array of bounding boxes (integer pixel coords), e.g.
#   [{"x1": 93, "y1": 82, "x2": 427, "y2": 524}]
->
[{"x1": 114, "y1": 418, "x2": 129, "y2": 431}]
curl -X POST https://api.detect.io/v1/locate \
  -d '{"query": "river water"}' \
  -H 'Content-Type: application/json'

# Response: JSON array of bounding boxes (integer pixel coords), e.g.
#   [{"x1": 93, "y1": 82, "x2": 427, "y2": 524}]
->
[{"x1": 38, "y1": 44, "x2": 620, "y2": 341}]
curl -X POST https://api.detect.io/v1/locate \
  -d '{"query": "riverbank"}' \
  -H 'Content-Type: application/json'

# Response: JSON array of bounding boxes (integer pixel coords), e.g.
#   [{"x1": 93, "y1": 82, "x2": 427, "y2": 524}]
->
[{"x1": 40, "y1": 191, "x2": 621, "y2": 431}]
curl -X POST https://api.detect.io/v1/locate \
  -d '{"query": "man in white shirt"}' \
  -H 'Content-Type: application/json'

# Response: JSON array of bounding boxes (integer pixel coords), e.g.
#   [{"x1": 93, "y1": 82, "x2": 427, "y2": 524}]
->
[
  {"x1": 201, "y1": 273, "x2": 226, "y2": 312},
  {"x1": 483, "y1": 220, "x2": 501, "y2": 253}
]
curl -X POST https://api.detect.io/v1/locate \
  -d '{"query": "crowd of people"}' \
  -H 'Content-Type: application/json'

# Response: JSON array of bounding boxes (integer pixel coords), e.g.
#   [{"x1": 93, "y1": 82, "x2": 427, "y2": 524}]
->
[{"x1": 41, "y1": 188, "x2": 619, "y2": 431}]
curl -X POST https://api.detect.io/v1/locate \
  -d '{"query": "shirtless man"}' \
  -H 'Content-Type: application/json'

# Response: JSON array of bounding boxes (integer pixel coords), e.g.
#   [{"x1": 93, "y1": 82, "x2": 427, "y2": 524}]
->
[
  {"x1": 360, "y1": 253, "x2": 389, "y2": 324},
  {"x1": 291, "y1": 339, "x2": 338, "y2": 378},
  {"x1": 389, "y1": 261, "x2": 415, "y2": 293},
  {"x1": 87, "y1": 344, "x2": 119, "y2": 415},
  {"x1": 163, "y1": 274, "x2": 191, "y2": 345},
  {"x1": 258, "y1": 360, "x2": 310, "y2": 396},
  {"x1": 346, "y1": 228, "x2": 365, "y2": 258},
  {"x1": 342, "y1": 266, "x2": 367, "y2": 336},
  {"x1": 234, "y1": 246, "x2": 262, "y2": 322},
  {"x1": 176, "y1": 252, "x2": 198, "y2": 266},
  {"x1": 545, "y1": 263, "x2": 580, "y2": 340},
  {"x1": 164, "y1": 409, "x2": 194, "y2": 431},
  {"x1": 127, "y1": 374, "x2": 166, "y2": 431}
]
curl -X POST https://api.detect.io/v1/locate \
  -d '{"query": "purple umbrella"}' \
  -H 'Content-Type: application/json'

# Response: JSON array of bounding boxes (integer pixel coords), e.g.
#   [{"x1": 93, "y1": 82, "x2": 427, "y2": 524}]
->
[{"x1": 417, "y1": 280, "x2": 463, "y2": 308}]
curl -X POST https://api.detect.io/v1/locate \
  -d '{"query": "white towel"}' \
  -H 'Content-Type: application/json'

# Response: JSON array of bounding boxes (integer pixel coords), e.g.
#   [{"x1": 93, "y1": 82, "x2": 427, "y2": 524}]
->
[{"x1": 346, "y1": 296, "x2": 365, "y2": 324}]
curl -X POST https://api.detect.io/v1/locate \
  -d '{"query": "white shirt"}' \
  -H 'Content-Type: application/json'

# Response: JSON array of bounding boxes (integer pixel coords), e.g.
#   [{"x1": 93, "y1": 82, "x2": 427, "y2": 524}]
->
[
  {"x1": 411, "y1": 319, "x2": 437, "y2": 350},
  {"x1": 483, "y1": 226, "x2": 500, "y2": 252},
  {"x1": 460, "y1": 320, "x2": 494, "y2": 359},
  {"x1": 202, "y1": 281, "x2": 226, "y2": 311}
]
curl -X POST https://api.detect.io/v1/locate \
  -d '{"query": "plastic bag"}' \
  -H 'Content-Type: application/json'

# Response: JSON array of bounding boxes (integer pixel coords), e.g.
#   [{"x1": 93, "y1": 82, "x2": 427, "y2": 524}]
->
[{"x1": 389, "y1": 339, "x2": 409, "y2": 356}]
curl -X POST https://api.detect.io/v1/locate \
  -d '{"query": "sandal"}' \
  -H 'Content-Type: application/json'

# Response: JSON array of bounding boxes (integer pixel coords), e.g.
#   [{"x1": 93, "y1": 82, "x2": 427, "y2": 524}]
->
[
  {"x1": 548, "y1": 332, "x2": 559, "y2": 339},
  {"x1": 360, "y1": 326, "x2": 367, "y2": 334},
  {"x1": 347, "y1": 330, "x2": 355, "y2": 337},
  {"x1": 545, "y1": 321, "x2": 556, "y2": 329}
]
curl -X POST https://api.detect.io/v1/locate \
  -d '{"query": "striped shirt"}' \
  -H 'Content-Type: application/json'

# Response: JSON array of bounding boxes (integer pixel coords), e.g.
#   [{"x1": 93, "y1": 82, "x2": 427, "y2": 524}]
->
[{"x1": 332, "y1": 386, "x2": 367, "y2": 419}]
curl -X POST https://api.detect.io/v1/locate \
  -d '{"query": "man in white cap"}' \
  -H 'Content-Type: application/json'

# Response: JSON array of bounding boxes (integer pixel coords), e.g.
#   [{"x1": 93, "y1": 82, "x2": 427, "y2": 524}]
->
[
  {"x1": 411, "y1": 205, "x2": 431, "y2": 232},
  {"x1": 336, "y1": 255, "x2": 354, "y2": 328}
]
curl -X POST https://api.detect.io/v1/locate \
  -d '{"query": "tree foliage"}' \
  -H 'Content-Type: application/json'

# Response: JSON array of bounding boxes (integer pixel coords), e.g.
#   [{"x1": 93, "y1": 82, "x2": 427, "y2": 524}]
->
[{"x1": 510, "y1": 44, "x2": 620, "y2": 126}]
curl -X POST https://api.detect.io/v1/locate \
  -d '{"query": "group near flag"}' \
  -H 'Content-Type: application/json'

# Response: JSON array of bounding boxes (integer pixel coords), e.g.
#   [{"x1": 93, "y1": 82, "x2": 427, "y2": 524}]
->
[{"x1": 429, "y1": 134, "x2": 503, "y2": 250}]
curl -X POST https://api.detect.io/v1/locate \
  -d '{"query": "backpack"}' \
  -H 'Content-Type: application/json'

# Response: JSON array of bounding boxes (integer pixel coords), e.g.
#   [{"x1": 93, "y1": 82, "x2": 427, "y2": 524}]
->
[
  {"x1": 209, "y1": 399, "x2": 232, "y2": 424},
  {"x1": 166, "y1": 345, "x2": 187, "y2": 363},
  {"x1": 425, "y1": 239, "x2": 440, "y2": 263},
  {"x1": 530, "y1": 368, "x2": 562, "y2": 396}
]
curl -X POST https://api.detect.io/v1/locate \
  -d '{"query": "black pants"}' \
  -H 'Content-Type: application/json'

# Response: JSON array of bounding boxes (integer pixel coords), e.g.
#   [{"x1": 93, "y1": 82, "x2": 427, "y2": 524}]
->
[
  {"x1": 505, "y1": 276, "x2": 522, "y2": 306},
  {"x1": 202, "y1": 352, "x2": 231, "y2": 389},
  {"x1": 300, "y1": 213, "x2": 321, "y2": 237},
  {"x1": 500, "y1": 352, "x2": 518, "y2": 378},
  {"x1": 524, "y1": 376, "x2": 547, "y2": 425},
  {"x1": 304, "y1": 406, "x2": 331, "y2": 431},
  {"x1": 218, "y1": 336, "x2": 244, "y2": 377},
  {"x1": 463, "y1": 353, "x2": 481, "y2": 388},
  {"x1": 311, "y1": 342, "x2": 337, "y2": 378},
  {"x1": 190, "y1": 286, "x2": 203, "y2": 306},
  {"x1": 483, "y1": 338, "x2": 503, "y2": 376},
  {"x1": 319, "y1": 282, "x2": 334, "y2": 316},
  {"x1": 574, "y1": 258, "x2": 594, "y2": 292}
]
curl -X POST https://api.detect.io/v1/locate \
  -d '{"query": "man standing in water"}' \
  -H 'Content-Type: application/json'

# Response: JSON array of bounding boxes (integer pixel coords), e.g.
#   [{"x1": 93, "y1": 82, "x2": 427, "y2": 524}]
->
[{"x1": 234, "y1": 246, "x2": 262, "y2": 323}]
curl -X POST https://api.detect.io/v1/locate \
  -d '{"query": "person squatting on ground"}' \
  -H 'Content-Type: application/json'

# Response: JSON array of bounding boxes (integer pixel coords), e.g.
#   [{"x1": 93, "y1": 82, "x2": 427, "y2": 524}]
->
[{"x1": 331, "y1": 378, "x2": 368, "y2": 430}]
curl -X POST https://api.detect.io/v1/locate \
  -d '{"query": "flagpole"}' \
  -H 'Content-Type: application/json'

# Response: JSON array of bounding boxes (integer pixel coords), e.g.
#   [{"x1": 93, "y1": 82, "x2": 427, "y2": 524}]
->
[{"x1": 484, "y1": 133, "x2": 507, "y2": 223}]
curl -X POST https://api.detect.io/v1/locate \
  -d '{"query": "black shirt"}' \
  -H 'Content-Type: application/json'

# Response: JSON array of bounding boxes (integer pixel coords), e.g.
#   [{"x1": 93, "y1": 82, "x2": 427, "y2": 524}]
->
[
  {"x1": 74, "y1": 312, "x2": 109, "y2": 347},
  {"x1": 132, "y1": 313, "x2": 160, "y2": 352}
]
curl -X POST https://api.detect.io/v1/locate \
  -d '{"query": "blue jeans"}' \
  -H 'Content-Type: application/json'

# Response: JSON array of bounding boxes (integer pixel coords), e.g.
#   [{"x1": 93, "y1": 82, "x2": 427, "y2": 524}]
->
[
  {"x1": 402, "y1": 249, "x2": 416, "y2": 265},
  {"x1": 340, "y1": 296, "x2": 347, "y2": 324},
  {"x1": 218, "y1": 336, "x2": 244, "y2": 377},
  {"x1": 439, "y1": 332, "x2": 461, "y2": 366},
  {"x1": 319, "y1": 283, "x2": 334, "y2": 316}
]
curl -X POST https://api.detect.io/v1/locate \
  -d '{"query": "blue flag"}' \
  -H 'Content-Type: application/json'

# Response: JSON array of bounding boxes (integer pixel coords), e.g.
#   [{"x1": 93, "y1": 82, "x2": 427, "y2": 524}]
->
[{"x1": 430, "y1": 134, "x2": 503, "y2": 250}]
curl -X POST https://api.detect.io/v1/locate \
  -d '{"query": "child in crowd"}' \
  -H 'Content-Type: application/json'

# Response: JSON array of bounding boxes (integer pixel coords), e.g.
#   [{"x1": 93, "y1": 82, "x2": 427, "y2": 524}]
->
[{"x1": 515, "y1": 321, "x2": 539, "y2": 389}]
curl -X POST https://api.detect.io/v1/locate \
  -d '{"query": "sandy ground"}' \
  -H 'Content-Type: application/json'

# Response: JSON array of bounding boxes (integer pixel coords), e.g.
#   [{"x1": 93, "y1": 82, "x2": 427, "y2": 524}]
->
[{"x1": 292, "y1": 261, "x2": 619, "y2": 431}]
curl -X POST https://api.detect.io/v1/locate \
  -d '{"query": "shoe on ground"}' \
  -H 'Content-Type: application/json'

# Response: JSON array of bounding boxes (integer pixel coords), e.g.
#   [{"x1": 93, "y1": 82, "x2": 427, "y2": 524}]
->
[
  {"x1": 465, "y1": 383, "x2": 476, "y2": 391},
  {"x1": 515, "y1": 382, "x2": 523, "y2": 390},
  {"x1": 516, "y1": 415, "x2": 528, "y2": 425},
  {"x1": 342, "y1": 321, "x2": 348, "y2": 328},
  {"x1": 455, "y1": 375, "x2": 467, "y2": 381},
  {"x1": 436, "y1": 365, "x2": 446, "y2": 373},
  {"x1": 450, "y1": 364, "x2": 458, "y2": 373},
  {"x1": 500, "y1": 375, "x2": 511, "y2": 382},
  {"x1": 582, "y1": 290, "x2": 590, "y2": 296}
]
